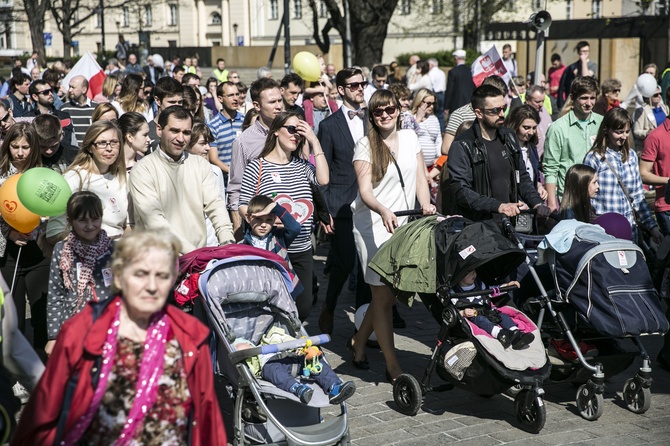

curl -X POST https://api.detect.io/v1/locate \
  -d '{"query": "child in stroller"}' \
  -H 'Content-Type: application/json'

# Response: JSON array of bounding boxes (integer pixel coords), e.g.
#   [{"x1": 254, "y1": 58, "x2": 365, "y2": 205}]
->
[
  {"x1": 233, "y1": 327, "x2": 356, "y2": 405},
  {"x1": 452, "y1": 271, "x2": 534, "y2": 350}
]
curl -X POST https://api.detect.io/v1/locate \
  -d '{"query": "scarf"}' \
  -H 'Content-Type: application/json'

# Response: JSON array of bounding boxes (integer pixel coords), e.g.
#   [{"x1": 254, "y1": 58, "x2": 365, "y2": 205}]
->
[
  {"x1": 59, "y1": 229, "x2": 113, "y2": 310},
  {"x1": 63, "y1": 299, "x2": 171, "y2": 446}
]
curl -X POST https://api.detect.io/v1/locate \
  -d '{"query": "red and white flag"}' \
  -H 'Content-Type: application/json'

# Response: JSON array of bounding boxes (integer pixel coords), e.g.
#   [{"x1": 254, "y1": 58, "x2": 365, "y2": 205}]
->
[
  {"x1": 471, "y1": 46, "x2": 512, "y2": 87},
  {"x1": 61, "y1": 51, "x2": 106, "y2": 100}
]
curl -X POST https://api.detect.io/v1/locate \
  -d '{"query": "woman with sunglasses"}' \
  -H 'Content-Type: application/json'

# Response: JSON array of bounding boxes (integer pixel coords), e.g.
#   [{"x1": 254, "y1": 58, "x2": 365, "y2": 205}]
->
[
  {"x1": 411, "y1": 88, "x2": 442, "y2": 168},
  {"x1": 593, "y1": 78, "x2": 621, "y2": 116},
  {"x1": 348, "y1": 90, "x2": 435, "y2": 382},
  {"x1": 238, "y1": 110, "x2": 329, "y2": 321},
  {"x1": 633, "y1": 85, "x2": 668, "y2": 152},
  {"x1": 46, "y1": 121, "x2": 128, "y2": 244}
]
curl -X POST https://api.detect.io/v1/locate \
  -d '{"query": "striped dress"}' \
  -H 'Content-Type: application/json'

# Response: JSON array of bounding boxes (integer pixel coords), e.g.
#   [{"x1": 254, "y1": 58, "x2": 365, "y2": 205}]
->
[{"x1": 239, "y1": 157, "x2": 318, "y2": 253}]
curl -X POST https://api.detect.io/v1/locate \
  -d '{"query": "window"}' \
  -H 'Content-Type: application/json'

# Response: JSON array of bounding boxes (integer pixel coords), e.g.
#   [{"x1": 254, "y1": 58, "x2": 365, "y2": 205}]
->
[
  {"x1": 293, "y1": 0, "x2": 302, "y2": 19},
  {"x1": 122, "y1": 7, "x2": 129, "y2": 27},
  {"x1": 591, "y1": 0, "x2": 602, "y2": 18},
  {"x1": 143, "y1": 5, "x2": 153, "y2": 26},
  {"x1": 168, "y1": 4, "x2": 178, "y2": 26},
  {"x1": 168, "y1": 40, "x2": 177, "y2": 47},
  {"x1": 400, "y1": 0, "x2": 411, "y2": 15},
  {"x1": 95, "y1": 11, "x2": 102, "y2": 28},
  {"x1": 319, "y1": 0, "x2": 328, "y2": 18},
  {"x1": 431, "y1": 0, "x2": 443, "y2": 14},
  {"x1": 533, "y1": 0, "x2": 542, "y2": 9},
  {"x1": 270, "y1": 0, "x2": 278, "y2": 20},
  {"x1": 210, "y1": 12, "x2": 222, "y2": 25},
  {"x1": 566, "y1": 0, "x2": 573, "y2": 19}
]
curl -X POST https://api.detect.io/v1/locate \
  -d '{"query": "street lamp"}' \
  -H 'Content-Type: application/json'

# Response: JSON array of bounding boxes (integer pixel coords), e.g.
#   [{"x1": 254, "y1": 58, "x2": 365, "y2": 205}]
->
[{"x1": 232, "y1": 23, "x2": 238, "y2": 46}]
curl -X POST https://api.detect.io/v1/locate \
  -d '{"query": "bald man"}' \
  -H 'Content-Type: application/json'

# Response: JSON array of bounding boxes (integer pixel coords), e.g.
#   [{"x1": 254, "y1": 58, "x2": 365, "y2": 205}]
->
[{"x1": 60, "y1": 75, "x2": 98, "y2": 147}]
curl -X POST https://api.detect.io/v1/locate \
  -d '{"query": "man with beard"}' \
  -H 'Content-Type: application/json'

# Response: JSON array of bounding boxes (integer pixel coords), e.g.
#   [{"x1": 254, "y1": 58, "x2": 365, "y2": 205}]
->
[
  {"x1": 447, "y1": 85, "x2": 548, "y2": 221},
  {"x1": 208, "y1": 81, "x2": 244, "y2": 184},
  {"x1": 544, "y1": 76, "x2": 602, "y2": 211},
  {"x1": 28, "y1": 80, "x2": 77, "y2": 150}
]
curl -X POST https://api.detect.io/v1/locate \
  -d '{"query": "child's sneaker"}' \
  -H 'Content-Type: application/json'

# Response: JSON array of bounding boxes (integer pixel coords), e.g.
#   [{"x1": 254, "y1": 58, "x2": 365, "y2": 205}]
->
[
  {"x1": 497, "y1": 329, "x2": 513, "y2": 349},
  {"x1": 328, "y1": 381, "x2": 356, "y2": 404},
  {"x1": 290, "y1": 383, "x2": 313, "y2": 404}
]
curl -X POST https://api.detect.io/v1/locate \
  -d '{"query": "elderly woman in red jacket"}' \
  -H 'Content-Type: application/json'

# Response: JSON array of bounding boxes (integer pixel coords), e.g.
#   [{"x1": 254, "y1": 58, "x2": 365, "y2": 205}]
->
[{"x1": 12, "y1": 230, "x2": 226, "y2": 446}]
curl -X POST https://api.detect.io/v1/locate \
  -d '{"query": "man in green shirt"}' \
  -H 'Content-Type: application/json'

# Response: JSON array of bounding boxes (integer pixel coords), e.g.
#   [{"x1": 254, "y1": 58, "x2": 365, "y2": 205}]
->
[{"x1": 544, "y1": 76, "x2": 603, "y2": 211}]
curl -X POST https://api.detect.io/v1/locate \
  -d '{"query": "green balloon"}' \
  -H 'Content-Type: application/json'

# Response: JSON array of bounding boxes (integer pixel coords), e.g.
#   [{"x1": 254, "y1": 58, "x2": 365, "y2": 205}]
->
[{"x1": 17, "y1": 168, "x2": 72, "y2": 217}]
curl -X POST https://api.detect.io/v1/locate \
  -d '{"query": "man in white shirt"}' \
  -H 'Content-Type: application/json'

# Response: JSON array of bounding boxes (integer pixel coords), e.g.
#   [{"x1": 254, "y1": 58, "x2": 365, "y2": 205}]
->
[
  {"x1": 502, "y1": 44, "x2": 518, "y2": 77},
  {"x1": 363, "y1": 65, "x2": 388, "y2": 105},
  {"x1": 428, "y1": 58, "x2": 447, "y2": 133}
]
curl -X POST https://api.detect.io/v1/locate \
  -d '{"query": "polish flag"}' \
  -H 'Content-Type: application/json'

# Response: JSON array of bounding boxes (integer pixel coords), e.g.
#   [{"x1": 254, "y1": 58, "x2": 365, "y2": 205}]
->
[
  {"x1": 471, "y1": 46, "x2": 512, "y2": 87},
  {"x1": 61, "y1": 51, "x2": 106, "y2": 100}
]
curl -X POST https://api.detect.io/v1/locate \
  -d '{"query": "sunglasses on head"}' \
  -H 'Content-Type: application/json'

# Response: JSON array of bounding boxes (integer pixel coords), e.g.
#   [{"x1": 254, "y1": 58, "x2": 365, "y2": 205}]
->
[
  {"x1": 372, "y1": 106, "x2": 397, "y2": 117},
  {"x1": 282, "y1": 125, "x2": 301, "y2": 135}
]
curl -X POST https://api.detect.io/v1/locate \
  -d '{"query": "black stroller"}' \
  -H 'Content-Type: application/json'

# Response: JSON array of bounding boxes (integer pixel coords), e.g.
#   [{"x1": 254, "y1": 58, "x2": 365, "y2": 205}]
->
[
  {"x1": 513, "y1": 219, "x2": 669, "y2": 421},
  {"x1": 369, "y1": 214, "x2": 551, "y2": 433}
]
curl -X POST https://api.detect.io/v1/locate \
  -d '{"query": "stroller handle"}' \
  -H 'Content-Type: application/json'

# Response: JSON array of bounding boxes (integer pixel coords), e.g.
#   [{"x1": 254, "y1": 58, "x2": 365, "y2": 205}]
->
[
  {"x1": 229, "y1": 334, "x2": 331, "y2": 364},
  {"x1": 394, "y1": 209, "x2": 427, "y2": 217},
  {"x1": 446, "y1": 284, "x2": 518, "y2": 300}
]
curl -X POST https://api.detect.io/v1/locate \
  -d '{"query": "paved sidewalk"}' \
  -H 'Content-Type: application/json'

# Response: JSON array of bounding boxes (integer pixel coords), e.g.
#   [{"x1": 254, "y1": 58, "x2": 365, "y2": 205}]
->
[{"x1": 218, "y1": 243, "x2": 670, "y2": 445}]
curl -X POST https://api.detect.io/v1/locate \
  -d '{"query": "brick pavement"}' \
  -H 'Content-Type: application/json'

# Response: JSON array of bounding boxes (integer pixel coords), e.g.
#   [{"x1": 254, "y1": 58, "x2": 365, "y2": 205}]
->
[{"x1": 218, "y1": 243, "x2": 670, "y2": 445}]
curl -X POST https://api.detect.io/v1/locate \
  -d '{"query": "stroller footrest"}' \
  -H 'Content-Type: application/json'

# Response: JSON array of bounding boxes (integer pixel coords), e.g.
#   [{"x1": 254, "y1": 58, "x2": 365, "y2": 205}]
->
[{"x1": 284, "y1": 413, "x2": 348, "y2": 446}]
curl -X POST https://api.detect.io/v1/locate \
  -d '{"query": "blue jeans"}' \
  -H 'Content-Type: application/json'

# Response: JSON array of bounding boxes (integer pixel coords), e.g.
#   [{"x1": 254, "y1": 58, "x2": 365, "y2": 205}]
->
[
  {"x1": 469, "y1": 312, "x2": 516, "y2": 336},
  {"x1": 262, "y1": 356, "x2": 340, "y2": 394},
  {"x1": 434, "y1": 91, "x2": 446, "y2": 134}
]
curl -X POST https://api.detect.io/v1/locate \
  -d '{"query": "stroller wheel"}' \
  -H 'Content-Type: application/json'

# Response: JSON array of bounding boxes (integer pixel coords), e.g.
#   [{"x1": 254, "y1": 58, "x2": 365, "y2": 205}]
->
[
  {"x1": 514, "y1": 390, "x2": 546, "y2": 434},
  {"x1": 623, "y1": 378, "x2": 652, "y2": 414},
  {"x1": 576, "y1": 384, "x2": 604, "y2": 421},
  {"x1": 393, "y1": 374, "x2": 422, "y2": 416}
]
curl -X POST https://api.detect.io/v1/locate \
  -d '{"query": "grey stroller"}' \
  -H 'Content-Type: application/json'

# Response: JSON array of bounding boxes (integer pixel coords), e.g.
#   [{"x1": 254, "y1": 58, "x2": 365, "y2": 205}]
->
[{"x1": 195, "y1": 249, "x2": 351, "y2": 446}]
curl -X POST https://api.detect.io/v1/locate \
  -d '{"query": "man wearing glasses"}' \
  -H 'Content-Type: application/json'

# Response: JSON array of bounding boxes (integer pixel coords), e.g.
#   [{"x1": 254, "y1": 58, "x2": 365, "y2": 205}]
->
[
  {"x1": 28, "y1": 80, "x2": 78, "y2": 151},
  {"x1": 316, "y1": 67, "x2": 372, "y2": 334},
  {"x1": 208, "y1": 81, "x2": 244, "y2": 184},
  {"x1": 447, "y1": 85, "x2": 548, "y2": 221}
]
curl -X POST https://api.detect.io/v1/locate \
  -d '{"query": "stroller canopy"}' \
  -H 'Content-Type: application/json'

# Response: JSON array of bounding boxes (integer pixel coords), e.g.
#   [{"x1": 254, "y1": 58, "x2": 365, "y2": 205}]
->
[{"x1": 436, "y1": 217, "x2": 526, "y2": 292}]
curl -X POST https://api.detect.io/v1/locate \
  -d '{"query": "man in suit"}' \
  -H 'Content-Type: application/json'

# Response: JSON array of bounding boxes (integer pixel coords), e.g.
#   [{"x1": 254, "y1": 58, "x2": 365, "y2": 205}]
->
[
  {"x1": 444, "y1": 49, "x2": 475, "y2": 117},
  {"x1": 317, "y1": 68, "x2": 372, "y2": 334},
  {"x1": 143, "y1": 55, "x2": 165, "y2": 84}
]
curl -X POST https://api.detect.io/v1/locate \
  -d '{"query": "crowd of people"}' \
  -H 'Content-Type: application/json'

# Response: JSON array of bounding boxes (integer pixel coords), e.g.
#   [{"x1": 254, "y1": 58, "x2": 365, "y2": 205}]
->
[{"x1": 1, "y1": 38, "x2": 670, "y2": 442}]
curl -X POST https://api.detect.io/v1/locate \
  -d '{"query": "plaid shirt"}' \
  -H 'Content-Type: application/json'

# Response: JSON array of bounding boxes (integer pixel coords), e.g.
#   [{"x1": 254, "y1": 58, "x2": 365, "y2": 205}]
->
[{"x1": 584, "y1": 148, "x2": 656, "y2": 233}]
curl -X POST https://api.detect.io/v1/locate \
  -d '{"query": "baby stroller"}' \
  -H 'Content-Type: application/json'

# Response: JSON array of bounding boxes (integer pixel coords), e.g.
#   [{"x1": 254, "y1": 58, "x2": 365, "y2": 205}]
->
[
  {"x1": 513, "y1": 219, "x2": 669, "y2": 421},
  {"x1": 369, "y1": 214, "x2": 551, "y2": 433},
  {"x1": 183, "y1": 245, "x2": 351, "y2": 446}
]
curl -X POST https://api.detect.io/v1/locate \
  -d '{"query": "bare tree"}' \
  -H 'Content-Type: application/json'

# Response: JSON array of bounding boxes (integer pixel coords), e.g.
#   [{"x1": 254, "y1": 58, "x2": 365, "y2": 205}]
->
[
  {"x1": 20, "y1": 0, "x2": 49, "y2": 66},
  {"x1": 49, "y1": 0, "x2": 101, "y2": 59},
  {"x1": 315, "y1": 0, "x2": 399, "y2": 67}
]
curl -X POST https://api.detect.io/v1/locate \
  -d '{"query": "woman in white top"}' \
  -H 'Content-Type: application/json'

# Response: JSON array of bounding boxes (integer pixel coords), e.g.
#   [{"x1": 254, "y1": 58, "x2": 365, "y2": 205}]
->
[
  {"x1": 411, "y1": 88, "x2": 442, "y2": 167},
  {"x1": 111, "y1": 74, "x2": 154, "y2": 122},
  {"x1": 47, "y1": 121, "x2": 128, "y2": 241},
  {"x1": 408, "y1": 60, "x2": 433, "y2": 92},
  {"x1": 349, "y1": 90, "x2": 435, "y2": 382}
]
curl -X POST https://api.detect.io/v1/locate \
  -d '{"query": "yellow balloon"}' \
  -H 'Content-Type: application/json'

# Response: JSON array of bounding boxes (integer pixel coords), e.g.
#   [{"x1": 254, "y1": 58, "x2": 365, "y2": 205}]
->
[{"x1": 292, "y1": 52, "x2": 322, "y2": 82}]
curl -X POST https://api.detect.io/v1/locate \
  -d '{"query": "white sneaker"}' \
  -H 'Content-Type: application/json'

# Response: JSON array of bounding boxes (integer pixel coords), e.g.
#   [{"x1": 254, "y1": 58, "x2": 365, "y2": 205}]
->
[{"x1": 12, "y1": 382, "x2": 29, "y2": 405}]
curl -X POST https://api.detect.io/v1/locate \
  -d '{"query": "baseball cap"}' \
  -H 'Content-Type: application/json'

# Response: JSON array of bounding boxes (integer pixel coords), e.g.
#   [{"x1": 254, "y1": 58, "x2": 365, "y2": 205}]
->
[{"x1": 453, "y1": 49, "x2": 467, "y2": 59}]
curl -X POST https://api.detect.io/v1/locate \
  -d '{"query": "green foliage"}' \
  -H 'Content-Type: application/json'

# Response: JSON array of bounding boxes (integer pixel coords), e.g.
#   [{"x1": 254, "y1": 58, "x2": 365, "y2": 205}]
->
[{"x1": 395, "y1": 49, "x2": 481, "y2": 67}]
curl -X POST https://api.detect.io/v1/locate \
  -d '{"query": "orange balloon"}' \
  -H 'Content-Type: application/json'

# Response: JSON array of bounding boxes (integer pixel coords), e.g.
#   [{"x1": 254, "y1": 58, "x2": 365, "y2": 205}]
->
[{"x1": 0, "y1": 174, "x2": 40, "y2": 234}]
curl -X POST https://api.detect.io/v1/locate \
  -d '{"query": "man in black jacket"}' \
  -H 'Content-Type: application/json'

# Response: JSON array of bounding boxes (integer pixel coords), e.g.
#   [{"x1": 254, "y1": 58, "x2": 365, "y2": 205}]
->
[{"x1": 447, "y1": 85, "x2": 550, "y2": 221}]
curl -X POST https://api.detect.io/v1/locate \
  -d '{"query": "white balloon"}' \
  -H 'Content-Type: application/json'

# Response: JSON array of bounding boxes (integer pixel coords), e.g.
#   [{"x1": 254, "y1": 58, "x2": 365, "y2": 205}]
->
[
  {"x1": 636, "y1": 73, "x2": 657, "y2": 98},
  {"x1": 354, "y1": 304, "x2": 377, "y2": 341}
]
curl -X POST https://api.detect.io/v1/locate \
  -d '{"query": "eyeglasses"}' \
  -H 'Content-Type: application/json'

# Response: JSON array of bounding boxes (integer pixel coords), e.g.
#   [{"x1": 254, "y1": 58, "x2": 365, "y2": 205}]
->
[
  {"x1": 345, "y1": 81, "x2": 369, "y2": 91},
  {"x1": 0, "y1": 112, "x2": 10, "y2": 123},
  {"x1": 93, "y1": 140, "x2": 120, "y2": 149},
  {"x1": 36, "y1": 89, "x2": 53, "y2": 96},
  {"x1": 612, "y1": 89, "x2": 621, "y2": 93},
  {"x1": 481, "y1": 106, "x2": 507, "y2": 115},
  {"x1": 423, "y1": 101, "x2": 435, "y2": 106},
  {"x1": 653, "y1": 93, "x2": 662, "y2": 97},
  {"x1": 372, "y1": 106, "x2": 397, "y2": 117},
  {"x1": 282, "y1": 125, "x2": 300, "y2": 135}
]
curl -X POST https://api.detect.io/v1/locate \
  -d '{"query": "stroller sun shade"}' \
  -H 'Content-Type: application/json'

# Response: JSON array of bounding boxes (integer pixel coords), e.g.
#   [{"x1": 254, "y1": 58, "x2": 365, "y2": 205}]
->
[{"x1": 436, "y1": 217, "x2": 526, "y2": 291}]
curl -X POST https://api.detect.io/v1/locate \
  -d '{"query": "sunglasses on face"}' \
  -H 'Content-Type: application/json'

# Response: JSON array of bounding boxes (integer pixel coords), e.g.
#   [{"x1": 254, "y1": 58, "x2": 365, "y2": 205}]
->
[
  {"x1": 37, "y1": 89, "x2": 53, "y2": 96},
  {"x1": 345, "y1": 81, "x2": 369, "y2": 91},
  {"x1": 423, "y1": 100, "x2": 435, "y2": 106},
  {"x1": 612, "y1": 89, "x2": 621, "y2": 93},
  {"x1": 282, "y1": 125, "x2": 301, "y2": 135},
  {"x1": 372, "y1": 106, "x2": 397, "y2": 117},
  {"x1": 481, "y1": 106, "x2": 507, "y2": 115},
  {"x1": 653, "y1": 93, "x2": 662, "y2": 97}
]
